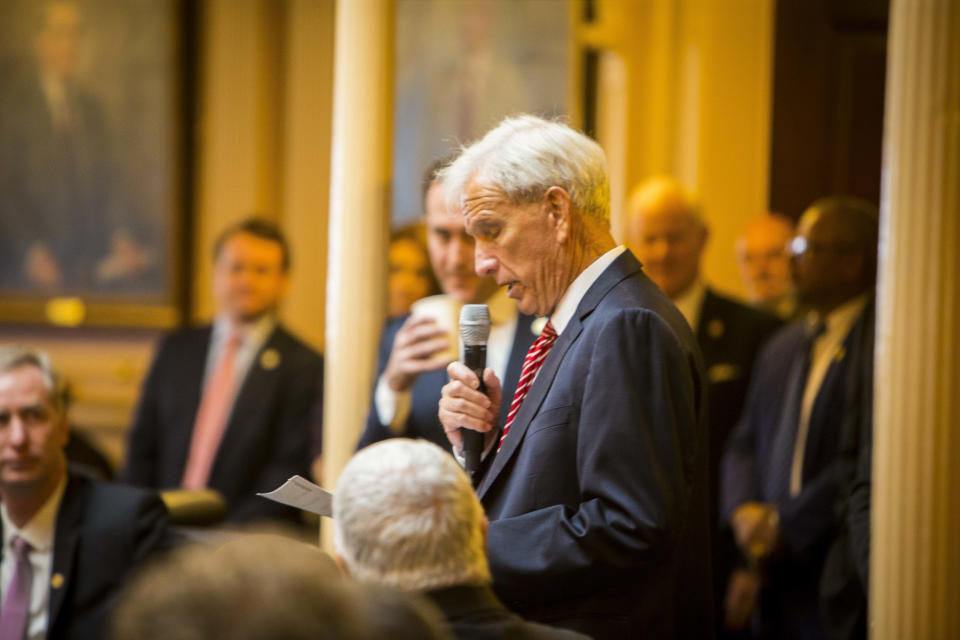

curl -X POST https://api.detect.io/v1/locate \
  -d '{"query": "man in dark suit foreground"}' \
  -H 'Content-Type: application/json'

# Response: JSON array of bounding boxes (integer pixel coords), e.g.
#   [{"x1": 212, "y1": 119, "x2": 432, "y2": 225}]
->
[
  {"x1": 722, "y1": 197, "x2": 878, "y2": 639},
  {"x1": 627, "y1": 176, "x2": 781, "y2": 635},
  {"x1": 0, "y1": 347, "x2": 171, "y2": 640},
  {"x1": 437, "y1": 115, "x2": 713, "y2": 638},
  {"x1": 122, "y1": 218, "x2": 323, "y2": 523},
  {"x1": 334, "y1": 438, "x2": 586, "y2": 640},
  {"x1": 357, "y1": 160, "x2": 535, "y2": 457}
]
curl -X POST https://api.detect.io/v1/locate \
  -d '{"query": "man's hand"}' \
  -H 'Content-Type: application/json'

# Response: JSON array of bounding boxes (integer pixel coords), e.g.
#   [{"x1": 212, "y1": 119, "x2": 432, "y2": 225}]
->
[
  {"x1": 731, "y1": 502, "x2": 781, "y2": 559},
  {"x1": 383, "y1": 316, "x2": 453, "y2": 392},
  {"x1": 723, "y1": 567, "x2": 760, "y2": 630},
  {"x1": 438, "y1": 362, "x2": 501, "y2": 452}
]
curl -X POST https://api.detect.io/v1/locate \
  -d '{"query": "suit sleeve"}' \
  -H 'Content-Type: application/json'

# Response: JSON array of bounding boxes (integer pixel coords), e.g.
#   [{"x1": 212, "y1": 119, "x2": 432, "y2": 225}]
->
[
  {"x1": 120, "y1": 335, "x2": 169, "y2": 487},
  {"x1": 357, "y1": 319, "x2": 402, "y2": 450},
  {"x1": 487, "y1": 309, "x2": 702, "y2": 604}
]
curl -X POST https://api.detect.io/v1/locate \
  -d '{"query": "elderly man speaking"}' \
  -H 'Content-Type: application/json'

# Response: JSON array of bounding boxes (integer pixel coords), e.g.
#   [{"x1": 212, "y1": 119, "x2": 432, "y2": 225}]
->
[{"x1": 437, "y1": 115, "x2": 713, "y2": 638}]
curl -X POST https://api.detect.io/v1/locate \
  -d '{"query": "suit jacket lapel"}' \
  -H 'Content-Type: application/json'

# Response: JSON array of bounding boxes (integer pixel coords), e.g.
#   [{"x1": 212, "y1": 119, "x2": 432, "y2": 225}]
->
[
  {"x1": 49, "y1": 474, "x2": 87, "y2": 629},
  {"x1": 208, "y1": 327, "x2": 283, "y2": 483},
  {"x1": 477, "y1": 251, "x2": 643, "y2": 498}
]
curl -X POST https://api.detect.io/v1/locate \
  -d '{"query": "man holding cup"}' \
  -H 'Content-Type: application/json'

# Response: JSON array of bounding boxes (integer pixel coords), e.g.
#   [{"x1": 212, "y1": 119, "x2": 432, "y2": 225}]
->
[{"x1": 356, "y1": 160, "x2": 536, "y2": 452}]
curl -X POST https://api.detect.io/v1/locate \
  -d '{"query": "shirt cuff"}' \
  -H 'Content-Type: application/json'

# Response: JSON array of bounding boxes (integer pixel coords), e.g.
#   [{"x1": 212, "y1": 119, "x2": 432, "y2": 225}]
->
[{"x1": 374, "y1": 375, "x2": 412, "y2": 434}]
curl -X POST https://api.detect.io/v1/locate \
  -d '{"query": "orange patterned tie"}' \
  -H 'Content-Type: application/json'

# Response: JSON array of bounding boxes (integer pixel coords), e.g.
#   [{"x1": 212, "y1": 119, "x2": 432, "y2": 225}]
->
[
  {"x1": 181, "y1": 328, "x2": 243, "y2": 489},
  {"x1": 499, "y1": 321, "x2": 557, "y2": 451}
]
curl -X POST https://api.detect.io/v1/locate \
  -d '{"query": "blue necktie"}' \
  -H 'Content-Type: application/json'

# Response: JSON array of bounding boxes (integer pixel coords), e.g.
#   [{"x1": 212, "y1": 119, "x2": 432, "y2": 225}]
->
[{"x1": 763, "y1": 322, "x2": 825, "y2": 501}]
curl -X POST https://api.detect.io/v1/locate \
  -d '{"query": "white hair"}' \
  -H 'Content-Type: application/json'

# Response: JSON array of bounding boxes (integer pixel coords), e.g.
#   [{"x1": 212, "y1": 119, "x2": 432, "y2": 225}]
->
[
  {"x1": 332, "y1": 439, "x2": 490, "y2": 592},
  {"x1": 440, "y1": 114, "x2": 610, "y2": 226},
  {"x1": 0, "y1": 345, "x2": 67, "y2": 414}
]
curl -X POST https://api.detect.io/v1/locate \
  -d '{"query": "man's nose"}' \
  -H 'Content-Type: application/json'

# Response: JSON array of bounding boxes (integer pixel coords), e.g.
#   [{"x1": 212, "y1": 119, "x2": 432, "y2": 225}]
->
[
  {"x1": 448, "y1": 236, "x2": 473, "y2": 268},
  {"x1": 474, "y1": 248, "x2": 498, "y2": 277},
  {"x1": 7, "y1": 418, "x2": 28, "y2": 447}
]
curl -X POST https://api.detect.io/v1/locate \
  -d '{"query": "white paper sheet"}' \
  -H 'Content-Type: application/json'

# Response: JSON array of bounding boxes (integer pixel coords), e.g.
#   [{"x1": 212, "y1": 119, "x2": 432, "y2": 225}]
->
[{"x1": 257, "y1": 475, "x2": 333, "y2": 516}]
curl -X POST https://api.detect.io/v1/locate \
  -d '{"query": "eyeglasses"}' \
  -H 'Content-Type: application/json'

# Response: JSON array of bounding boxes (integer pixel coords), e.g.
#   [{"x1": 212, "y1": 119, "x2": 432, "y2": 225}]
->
[{"x1": 789, "y1": 236, "x2": 857, "y2": 258}]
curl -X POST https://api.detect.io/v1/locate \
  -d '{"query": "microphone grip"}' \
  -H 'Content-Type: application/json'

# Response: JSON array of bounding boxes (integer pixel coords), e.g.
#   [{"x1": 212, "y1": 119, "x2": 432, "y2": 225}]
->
[{"x1": 461, "y1": 345, "x2": 487, "y2": 474}]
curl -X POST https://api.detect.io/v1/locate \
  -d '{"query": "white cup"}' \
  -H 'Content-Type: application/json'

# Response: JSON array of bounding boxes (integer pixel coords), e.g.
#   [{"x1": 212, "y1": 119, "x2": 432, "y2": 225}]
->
[{"x1": 409, "y1": 294, "x2": 460, "y2": 362}]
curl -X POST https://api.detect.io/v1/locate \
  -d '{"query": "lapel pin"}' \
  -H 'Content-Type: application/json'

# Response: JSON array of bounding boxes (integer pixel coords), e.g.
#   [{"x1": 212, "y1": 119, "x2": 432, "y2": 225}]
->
[
  {"x1": 260, "y1": 348, "x2": 281, "y2": 370},
  {"x1": 51, "y1": 573, "x2": 64, "y2": 589},
  {"x1": 707, "y1": 318, "x2": 725, "y2": 339}
]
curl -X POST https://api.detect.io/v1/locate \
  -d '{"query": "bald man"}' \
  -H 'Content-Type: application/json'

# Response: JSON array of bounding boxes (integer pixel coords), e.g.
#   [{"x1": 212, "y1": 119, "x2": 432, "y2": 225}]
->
[
  {"x1": 627, "y1": 176, "x2": 782, "y2": 635},
  {"x1": 736, "y1": 214, "x2": 799, "y2": 320}
]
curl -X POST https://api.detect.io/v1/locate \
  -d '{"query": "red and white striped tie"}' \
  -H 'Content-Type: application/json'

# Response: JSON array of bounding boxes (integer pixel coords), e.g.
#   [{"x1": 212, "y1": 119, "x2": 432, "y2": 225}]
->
[{"x1": 499, "y1": 320, "x2": 557, "y2": 451}]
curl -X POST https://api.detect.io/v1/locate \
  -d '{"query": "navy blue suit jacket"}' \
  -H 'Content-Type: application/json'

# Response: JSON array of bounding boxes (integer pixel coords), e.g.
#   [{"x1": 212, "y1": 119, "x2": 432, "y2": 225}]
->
[
  {"x1": 0, "y1": 473, "x2": 172, "y2": 640},
  {"x1": 357, "y1": 311, "x2": 536, "y2": 451},
  {"x1": 122, "y1": 324, "x2": 323, "y2": 523},
  {"x1": 722, "y1": 301, "x2": 874, "y2": 571},
  {"x1": 477, "y1": 251, "x2": 713, "y2": 639}
]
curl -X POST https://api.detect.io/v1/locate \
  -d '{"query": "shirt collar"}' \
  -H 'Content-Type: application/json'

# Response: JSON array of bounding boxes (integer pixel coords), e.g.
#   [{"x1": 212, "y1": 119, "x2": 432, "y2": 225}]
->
[
  {"x1": 213, "y1": 313, "x2": 276, "y2": 348},
  {"x1": 550, "y1": 245, "x2": 626, "y2": 335},
  {"x1": 807, "y1": 293, "x2": 869, "y2": 339},
  {"x1": 1, "y1": 474, "x2": 67, "y2": 554},
  {"x1": 672, "y1": 280, "x2": 707, "y2": 331}
]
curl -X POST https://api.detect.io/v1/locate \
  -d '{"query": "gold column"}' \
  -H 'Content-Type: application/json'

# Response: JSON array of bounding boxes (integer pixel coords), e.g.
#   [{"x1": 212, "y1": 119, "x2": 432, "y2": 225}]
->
[
  {"x1": 322, "y1": 0, "x2": 393, "y2": 546},
  {"x1": 872, "y1": 1, "x2": 960, "y2": 637}
]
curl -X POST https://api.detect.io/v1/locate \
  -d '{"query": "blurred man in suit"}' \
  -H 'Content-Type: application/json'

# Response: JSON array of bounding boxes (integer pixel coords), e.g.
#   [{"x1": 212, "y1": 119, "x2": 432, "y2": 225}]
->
[
  {"x1": 722, "y1": 197, "x2": 878, "y2": 639},
  {"x1": 736, "y1": 213, "x2": 799, "y2": 320},
  {"x1": 122, "y1": 218, "x2": 323, "y2": 523},
  {"x1": 438, "y1": 116, "x2": 712, "y2": 638},
  {"x1": 334, "y1": 438, "x2": 586, "y2": 640},
  {"x1": 357, "y1": 161, "x2": 535, "y2": 461},
  {"x1": 627, "y1": 176, "x2": 781, "y2": 635},
  {"x1": 0, "y1": 347, "x2": 171, "y2": 640}
]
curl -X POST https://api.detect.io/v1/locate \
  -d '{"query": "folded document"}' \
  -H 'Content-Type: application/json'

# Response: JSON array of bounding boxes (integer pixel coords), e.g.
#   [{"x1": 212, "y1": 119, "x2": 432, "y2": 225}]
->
[{"x1": 257, "y1": 475, "x2": 333, "y2": 516}]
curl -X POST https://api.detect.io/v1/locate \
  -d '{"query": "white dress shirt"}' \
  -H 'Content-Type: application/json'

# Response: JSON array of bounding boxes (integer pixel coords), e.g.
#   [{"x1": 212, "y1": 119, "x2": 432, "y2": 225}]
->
[
  {"x1": 789, "y1": 294, "x2": 869, "y2": 496},
  {"x1": 671, "y1": 280, "x2": 707, "y2": 332},
  {"x1": 0, "y1": 476, "x2": 67, "y2": 640},
  {"x1": 204, "y1": 314, "x2": 276, "y2": 407},
  {"x1": 376, "y1": 286, "x2": 519, "y2": 432}
]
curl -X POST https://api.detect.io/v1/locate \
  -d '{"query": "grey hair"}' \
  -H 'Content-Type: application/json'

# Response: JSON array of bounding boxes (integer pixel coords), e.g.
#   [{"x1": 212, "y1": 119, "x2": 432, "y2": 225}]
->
[
  {"x1": 439, "y1": 114, "x2": 610, "y2": 226},
  {"x1": 0, "y1": 346, "x2": 67, "y2": 414},
  {"x1": 333, "y1": 439, "x2": 490, "y2": 592}
]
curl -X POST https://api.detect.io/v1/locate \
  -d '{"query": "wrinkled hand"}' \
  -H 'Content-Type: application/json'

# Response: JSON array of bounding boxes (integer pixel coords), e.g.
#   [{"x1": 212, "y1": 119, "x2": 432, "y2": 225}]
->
[
  {"x1": 24, "y1": 243, "x2": 62, "y2": 288},
  {"x1": 732, "y1": 502, "x2": 780, "y2": 559},
  {"x1": 438, "y1": 361, "x2": 501, "y2": 452},
  {"x1": 723, "y1": 567, "x2": 759, "y2": 630},
  {"x1": 383, "y1": 316, "x2": 452, "y2": 392}
]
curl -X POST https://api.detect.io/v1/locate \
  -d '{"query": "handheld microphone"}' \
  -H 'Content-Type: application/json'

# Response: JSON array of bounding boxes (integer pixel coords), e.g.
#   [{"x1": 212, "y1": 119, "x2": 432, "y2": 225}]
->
[{"x1": 459, "y1": 304, "x2": 490, "y2": 474}]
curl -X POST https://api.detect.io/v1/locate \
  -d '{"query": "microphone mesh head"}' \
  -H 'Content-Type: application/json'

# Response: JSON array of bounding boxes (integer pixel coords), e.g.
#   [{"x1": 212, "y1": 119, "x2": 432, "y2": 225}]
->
[{"x1": 459, "y1": 304, "x2": 491, "y2": 346}]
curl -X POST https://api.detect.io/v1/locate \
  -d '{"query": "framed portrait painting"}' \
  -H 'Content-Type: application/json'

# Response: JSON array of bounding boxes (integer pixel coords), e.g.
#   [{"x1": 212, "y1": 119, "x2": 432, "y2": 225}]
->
[{"x1": 0, "y1": 0, "x2": 189, "y2": 328}]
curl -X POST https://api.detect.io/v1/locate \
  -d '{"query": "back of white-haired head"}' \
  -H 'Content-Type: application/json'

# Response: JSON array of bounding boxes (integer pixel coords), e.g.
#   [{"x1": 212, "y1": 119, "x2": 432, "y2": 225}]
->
[
  {"x1": 440, "y1": 114, "x2": 610, "y2": 226},
  {"x1": 333, "y1": 439, "x2": 490, "y2": 592}
]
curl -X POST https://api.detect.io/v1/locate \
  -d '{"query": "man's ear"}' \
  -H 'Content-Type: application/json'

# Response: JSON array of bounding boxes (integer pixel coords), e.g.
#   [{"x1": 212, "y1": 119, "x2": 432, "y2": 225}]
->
[{"x1": 543, "y1": 186, "x2": 573, "y2": 243}]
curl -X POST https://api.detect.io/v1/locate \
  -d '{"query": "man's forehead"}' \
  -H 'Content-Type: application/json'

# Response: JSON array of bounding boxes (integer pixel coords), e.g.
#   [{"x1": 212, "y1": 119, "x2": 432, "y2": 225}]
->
[{"x1": 0, "y1": 366, "x2": 53, "y2": 402}]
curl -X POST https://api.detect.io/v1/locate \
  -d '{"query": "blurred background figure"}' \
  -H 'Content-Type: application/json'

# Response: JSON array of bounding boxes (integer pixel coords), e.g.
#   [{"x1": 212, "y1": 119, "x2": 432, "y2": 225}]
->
[
  {"x1": 722, "y1": 196, "x2": 878, "y2": 639},
  {"x1": 334, "y1": 439, "x2": 586, "y2": 640},
  {"x1": 112, "y1": 533, "x2": 449, "y2": 640},
  {"x1": 736, "y1": 213, "x2": 799, "y2": 320},
  {"x1": 388, "y1": 223, "x2": 440, "y2": 318},
  {"x1": 627, "y1": 175, "x2": 782, "y2": 638},
  {"x1": 121, "y1": 218, "x2": 323, "y2": 526}
]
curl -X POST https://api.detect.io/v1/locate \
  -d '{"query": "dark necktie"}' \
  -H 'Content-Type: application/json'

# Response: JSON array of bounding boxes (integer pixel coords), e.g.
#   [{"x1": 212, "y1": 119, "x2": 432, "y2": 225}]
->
[
  {"x1": 0, "y1": 536, "x2": 33, "y2": 640},
  {"x1": 763, "y1": 321, "x2": 825, "y2": 501},
  {"x1": 499, "y1": 321, "x2": 557, "y2": 451}
]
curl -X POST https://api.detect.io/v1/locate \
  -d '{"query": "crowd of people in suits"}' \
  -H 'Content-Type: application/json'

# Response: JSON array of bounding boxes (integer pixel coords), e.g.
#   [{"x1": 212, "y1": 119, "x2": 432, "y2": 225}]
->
[{"x1": 0, "y1": 113, "x2": 877, "y2": 640}]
